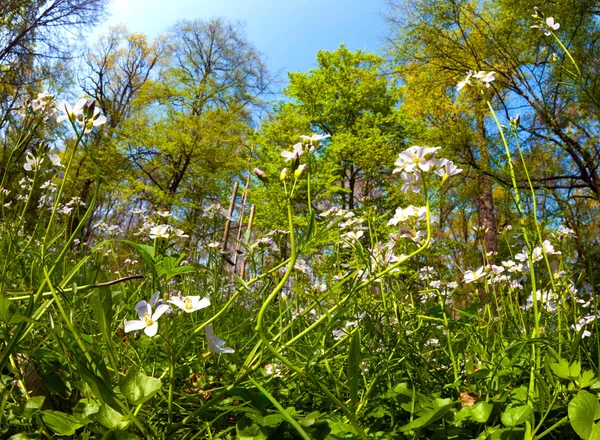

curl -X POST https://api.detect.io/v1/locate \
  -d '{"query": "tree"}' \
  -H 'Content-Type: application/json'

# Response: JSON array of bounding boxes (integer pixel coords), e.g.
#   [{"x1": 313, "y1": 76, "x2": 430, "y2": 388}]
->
[
  {"x1": 385, "y1": 0, "x2": 600, "y2": 255},
  {"x1": 108, "y1": 18, "x2": 270, "y2": 245},
  {"x1": 68, "y1": 26, "x2": 168, "y2": 235},
  {"x1": 0, "y1": 0, "x2": 108, "y2": 129},
  {"x1": 258, "y1": 45, "x2": 405, "y2": 216}
]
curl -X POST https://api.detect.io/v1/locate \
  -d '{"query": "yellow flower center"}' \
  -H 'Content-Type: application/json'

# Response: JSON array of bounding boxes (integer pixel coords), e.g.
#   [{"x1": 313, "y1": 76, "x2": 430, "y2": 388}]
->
[
  {"x1": 143, "y1": 312, "x2": 153, "y2": 326},
  {"x1": 183, "y1": 297, "x2": 193, "y2": 310}
]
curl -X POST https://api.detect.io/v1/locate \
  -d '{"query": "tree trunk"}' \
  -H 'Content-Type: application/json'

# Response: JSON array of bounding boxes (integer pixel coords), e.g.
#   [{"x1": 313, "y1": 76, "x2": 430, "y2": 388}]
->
[{"x1": 475, "y1": 107, "x2": 498, "y2": 255}]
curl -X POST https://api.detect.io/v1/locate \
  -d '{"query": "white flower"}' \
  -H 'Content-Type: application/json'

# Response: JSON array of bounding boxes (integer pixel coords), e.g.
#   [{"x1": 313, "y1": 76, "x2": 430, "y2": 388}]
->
[
  {"x1": 299, "y1": 133, "x2": 330, "y2": 146},
  {"x1": 544, "y1": 17, "x2": 560, "y2": 35},
  {"x1": 57, "y1": 98, "x2": 86, "y2": 124},
  {"x1": 490, "y1": 265, "x2": 505, "y2": 275},
  {"x1": 172, "y1": 228, "x2": 189, "y2": 238},
  {"x1": 395, "y1": 146, "x2": 440, "y2": 173},
  {"x1": 400, "y1": 171, "x2": 421, "y2": 193},
  {"x1": 556, "y1": 226, "x2": 575, "y2": 239},
  {"x1": 389, "y1": 206, "x2": 412, "y2": 226},
  {"x1": 57, "y1": 98, "x2": 107, "y2": 133},
  {"x1": 515, "y1": 249, "x2": 528, "y2": 262},
  {"x1": 207, "y1": 241, "x2": 220, "y2": 248},
  {"x1": 463, "y1": 266, "x2": 486, "y2": 283},
  {"x1": 434, "y1": 159, "x2": 463, "y2": 180},
  {"x1": 47, "y1": 153, "x2": 62, "y2": 168},
  {"x1": 342, "y1": 230, "x2": 364, "y2": 242},
  {"x1": 58, "y1": 205, "x2": 73, "y2": 215},
  {"x1": 388, "y1": 205, "x2": 427, "y2": 226},
  {"x1": 541, "y1": 240, "x2": 560, "y2": 255},
  {"x1": 24, "y1": 153, "x2": 43, "y2": 171},
  {"x1": 156, "y1": 210, "x2": 171, "y2": 218},
  {"x1": 30, "y1": 91, "x2": 56, "y2": 112},
  {"x1": 457, "y1": 70, "x2": 495, "y2": 91},
  {"x1": 281, "y1": 142, "x2": 304, "y2": 162},
  {"x1": 168, "y1": 295, "x2": 210, "y2": 313},
  {"x1": 205, "y1": 324, "x2": 234, "y2": 354},
  {"x1": 124, "y1": 296, "x2": 170, "y2": 337},
  {"x1": 473, "y1": 71, "x2": 496, "y2": 87},
  {"x1": 149, "y1": 224, "x2": 171, "y2": 239},
  {"x1": 265, "y1": 363, "x2": 283, "y2": 377}
]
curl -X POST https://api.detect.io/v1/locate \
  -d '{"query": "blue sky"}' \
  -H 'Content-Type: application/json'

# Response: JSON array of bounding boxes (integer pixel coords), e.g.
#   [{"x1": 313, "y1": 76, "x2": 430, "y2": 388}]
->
[{"x1": 99, "y1": 0, "x2": 389, "y2": 80}]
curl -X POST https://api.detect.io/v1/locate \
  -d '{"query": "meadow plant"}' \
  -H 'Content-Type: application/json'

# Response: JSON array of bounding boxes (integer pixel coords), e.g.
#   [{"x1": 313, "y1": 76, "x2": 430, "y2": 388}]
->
[{"x1": 0, "y1": 7, "x2": 599, "y2": 440}]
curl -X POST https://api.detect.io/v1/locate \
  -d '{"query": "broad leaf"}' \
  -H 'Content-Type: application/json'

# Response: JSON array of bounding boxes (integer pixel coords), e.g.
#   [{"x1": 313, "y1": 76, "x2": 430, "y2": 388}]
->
[
  {"x1": 94, "y1": 403, "x2": 130, "y2": 430},
  {"x1": 41, "y1": 410, "x2": 84, "y2": 436},
  {"x1": 119, "y1": 368, "x2": 162, "y2": 405},
  {"x1": 569, "y1": 390, "x2": 600, "y2": 439},
  {"x1": 501, "y1": 405, "x2": 532, "y2": 427},
  {"x1": 471, "y1": 400, "x2": 493, "y2": 423}
]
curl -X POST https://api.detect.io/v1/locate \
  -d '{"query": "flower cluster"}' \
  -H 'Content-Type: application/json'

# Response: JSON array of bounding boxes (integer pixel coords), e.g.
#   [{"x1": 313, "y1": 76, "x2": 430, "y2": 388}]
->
[
  {"x1": 393, "y1": 146, "x2": 462, "y2": 194},
  {"x1": 149, "y1": 224, "x2": 188, "y2": 240},
  {"x1": 280, "y1": 133, "x2": 330, "y2": 162},
  {"x1": 30, "y1": 91, "x2": 57, "y2": 118},
  {"x1": 124, "y1": 291, "x2": 231, "y2": 354},
  {"x1": 279, "y1": 134, "x2": 329, "y2": 182},
  {"x1": 57, "y1": 98, "x2": 107, "y2": 134},
  {"x1": 530, "y1": 7, "x2": 560, "y2": 36},
  {"x1": 456, "y1": 71, "x2": 496, "y2": 92}
]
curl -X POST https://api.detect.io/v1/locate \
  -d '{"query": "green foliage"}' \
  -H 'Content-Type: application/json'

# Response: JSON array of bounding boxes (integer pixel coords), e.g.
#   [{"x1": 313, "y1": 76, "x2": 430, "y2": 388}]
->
[{"x1": 1, "y1": 3, "x2": 600, "y2": 440}]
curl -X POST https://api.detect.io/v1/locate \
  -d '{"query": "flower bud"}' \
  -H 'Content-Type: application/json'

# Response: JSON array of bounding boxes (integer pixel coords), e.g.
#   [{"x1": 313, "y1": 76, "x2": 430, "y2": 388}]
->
[
  {"x1": 294, "y1": 164, "x2": 306, "y2": 179},
  {"x1": 134, "y1": 331, "x2": 141, "y2": 340},
  {"x1": 253, "y1": 168, "x2": 269, "y2": 183},
  {"x1": 84, "y1": 100, "x2": 96, "y2": 119},
  {"x1": 280, "y1": 167, "x2": 289, "y2": 181},
  {"x1": 532, "y1": 6, "x2": 543, "y2": 18},
  {"x1": 166, "y1": 309, "x2": 175, "y2": 318},
  {"x1": 509, "y1": 114, "x2": 520, "y2": 129}
]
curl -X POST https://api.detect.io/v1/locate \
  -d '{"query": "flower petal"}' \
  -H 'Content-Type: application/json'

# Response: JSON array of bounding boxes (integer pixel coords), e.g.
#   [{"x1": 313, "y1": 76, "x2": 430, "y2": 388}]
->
[
  {"x1": 144, "y1": 322, "x2": 159, "y2": 337},
  {"x1": 150, "y1": 292, "x2": 160, "y2": 307},
  {"x1": 195, "y1": 296, "x2": 211, "y2": 310},
  {"x1": 73, "y1": 98, "x2": 87, "y2": 114},
  {"x1": 167, "y1": 297, "x2": 185, "y2": 310},
  {"x1": 136, "y1": 301, "x2": 150, "y2": 319},
  {"x1": 124, "y1": 319, "x2": 146, "y2": 333},
  {"x1": 153, "y1": 303, "x2": 170, "y2": 320}
]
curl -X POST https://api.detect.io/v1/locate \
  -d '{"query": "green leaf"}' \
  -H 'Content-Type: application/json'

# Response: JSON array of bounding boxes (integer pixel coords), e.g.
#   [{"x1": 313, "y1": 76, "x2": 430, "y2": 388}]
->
[
  {"x1": 487, "y1": 427, "x2": 525, "y2": 440},
  {"x1": 551, "y1": 358, "x2": 581, "y2": 380},
  {"x1": 263, "y1": 413, "x2": 286, "y2": 427},
  {"x1": 347, "y1": 329, "x2": 361, "y2": 413},
  {"x1": 94, "y1": 403, "x2": 130, "y2": 430},
  {"x1": 22, "y1": 396, "x2": 45, "y2": 418},
  {"x1": 91, "y1": 288, "x2": 113, "y2": 346},
  {"x1": 119, "y1": 368, "x2": 162, "y2": 405},
  {"x1": 299, "y1": 411, "x2": 321, "y2": 427},
  {"x1": 73, "y1": 398, "x2": 100, "y2": 424},
  {"x1": 471, "y1": 400, "x2": 493, "y2": 423},
  {"x1": 580, "y1": 370, "x2": 598, "y2": 389},
  {"x1": 501, "y1": 405, "x2": 532, "y2": 427},
  {"x1": 400, "y1": 398, "x2": 453, "y2": 431},
  {"x1": 590, "y1": 423, "x2": 600, "y2": 440},
  {"x1": 569, "y1": 390, "x2": 600, "y2": 439},
  {"x1": 41, "y1": 410, "x2": 84, "y2": 436},
  {"x1": 71, "y1": 351, "x2": 119, "y2": 410},
  {"x1": 236, "y1": 415, "x2": 269, "y2": 440}
]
